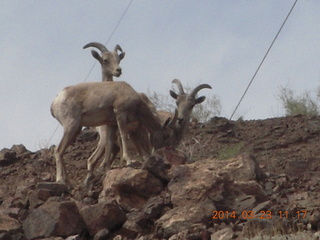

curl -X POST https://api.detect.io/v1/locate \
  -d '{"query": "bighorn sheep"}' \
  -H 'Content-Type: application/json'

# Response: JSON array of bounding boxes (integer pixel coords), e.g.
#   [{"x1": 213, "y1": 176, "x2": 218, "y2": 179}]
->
[
  {"x1": 82, "y1": 43, "x2": 171, "y2": 176},
  {"x1": 51, "y1": 81, "x2": 177, "y2": 186},
  {"x1": 168, "y1": 79, "x2": 212, "y2": 143}
]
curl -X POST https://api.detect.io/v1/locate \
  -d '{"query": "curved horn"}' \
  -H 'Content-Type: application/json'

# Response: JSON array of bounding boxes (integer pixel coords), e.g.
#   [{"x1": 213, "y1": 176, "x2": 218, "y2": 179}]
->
[
  {"x1": 172, "y1": 79, "x2": 185, "y2": 94},
  {"x1": 83, "y1": 42, "x2": 109, "y2": 53},
  {"x1": 114, "y1": 44, "x2": 123, "y2": 52},
  {"x1": 189, "y1": 84, "x2": 212, "y2": 98}
]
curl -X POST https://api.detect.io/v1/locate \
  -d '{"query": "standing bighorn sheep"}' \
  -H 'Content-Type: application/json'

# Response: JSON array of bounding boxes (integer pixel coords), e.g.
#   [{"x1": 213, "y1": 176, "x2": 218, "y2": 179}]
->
[
  {"x1": 51, "y1": 81, "x2": 177, "y2": 186},
  {"x1": 82, "y1": 43, "x2": 172, "y2": 176}
]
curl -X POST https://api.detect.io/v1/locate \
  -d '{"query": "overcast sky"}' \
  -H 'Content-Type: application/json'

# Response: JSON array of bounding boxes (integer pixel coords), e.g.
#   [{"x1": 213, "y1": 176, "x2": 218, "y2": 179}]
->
[{"x1": 1, "y1": 1, "x2": 320, "y2": 151}]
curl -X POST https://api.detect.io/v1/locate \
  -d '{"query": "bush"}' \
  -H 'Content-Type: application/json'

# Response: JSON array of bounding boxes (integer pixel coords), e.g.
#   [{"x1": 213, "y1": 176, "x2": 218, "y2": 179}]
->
[{"x1": 278, "y1": 85, "x2": 319, "y2": 116}]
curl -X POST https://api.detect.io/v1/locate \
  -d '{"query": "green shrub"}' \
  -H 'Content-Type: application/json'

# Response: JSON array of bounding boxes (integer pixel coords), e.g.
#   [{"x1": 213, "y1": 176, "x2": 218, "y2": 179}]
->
[{"x1": 278, "y1": 85, "x2": 319, "y2": 116}]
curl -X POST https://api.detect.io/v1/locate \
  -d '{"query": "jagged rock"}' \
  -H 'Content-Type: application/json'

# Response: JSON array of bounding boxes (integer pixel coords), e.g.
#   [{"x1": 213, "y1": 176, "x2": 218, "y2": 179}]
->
[
  {"x1": 168, "y1": 154, "x2": 266, "y2": 208},
  {"x1": 155, "y1": 201, "x2": 215, "y2": 238},
  {"x1": 166, "y1": 223, "x2": 208, "y2": 240},
  {"x1": 99, "y1": 168, "x2": 163, "y2": 211},
  {"x1": 0, "y1": 149, "x2": 17, "y2": 166},
  {"x1": 80, "y1": 201, "x2": 126, "y2": 237},
  {"x1": 118, "y1": 212, "x2": 142, "y2": 239},
  {"x1": 155, "y1": 147, "x2": 187, "y2": 166},
  {"x1": 137, "y1": 196, "x2": 166, "y2": 224},
  {"x1": 0, "y1": 232, "x2": 12, "y2": 240},
  {"x1": 10, "y1": 144, "x2": 28, "y2": 155},
  {"x1": 93, "y1": 229, "x2": 110, "y2": 240},
  {"x1": 120, "y1": 195, "x2": 168, "y2": 237},
  {"x1": 22, "y1": 201, "x2": 85, "y2": 240},
  {"x1": 65, "y1": 234, "x2": 81, "y2": 240},
  {"x1": 28, "y1": 182, "x2": 69, "y2": 209},
  {"x1": 0, "y1": 213, "x2": 21, "y2": 234},
  {"x1": 168, "y1": 230, "x2": 188, "y2": 240},
  {"x1": 142, "y1": 156, "x2": 171, "y2": 182},
  {"x1": 119, "y1": 195, "x2": 168, "y2": 239},
  {"x1": 155, "y1": 154, "x2": 266, "y2": 238},
  {"x1": 0, "y1": 207, "x2": 20, "y2": 220},
  {"x1": 37, "y1": 182, "x2": 69, "y2": 196},
  {"x1": 210, "y1": 227, "x2": 233, "y2": 240}
]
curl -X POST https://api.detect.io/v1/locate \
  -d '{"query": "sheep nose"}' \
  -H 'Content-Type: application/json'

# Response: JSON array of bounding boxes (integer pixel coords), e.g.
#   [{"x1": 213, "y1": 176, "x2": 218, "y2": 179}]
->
[
  {"x1": 178, "y1": 118, "x2": 184, "y2": 124},
  {"x1": 116, "y1": 68, "x2": 122, "y2": 75}
]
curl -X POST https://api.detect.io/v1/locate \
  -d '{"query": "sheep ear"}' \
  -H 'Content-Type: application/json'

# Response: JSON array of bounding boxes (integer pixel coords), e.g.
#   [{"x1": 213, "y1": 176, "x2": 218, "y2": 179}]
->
[
  {"x1": 170, "y1": 90, "x2": 178, "y2": 99},
  {"x1": 195, "y1": 96, "x2": 206, "y2": 104},
  {"x1": 91, "y1": 50, "x2": 102, "y2": 63},
  {"x1": 119, "y1": 52, "x2": 125, "y2": 60}
]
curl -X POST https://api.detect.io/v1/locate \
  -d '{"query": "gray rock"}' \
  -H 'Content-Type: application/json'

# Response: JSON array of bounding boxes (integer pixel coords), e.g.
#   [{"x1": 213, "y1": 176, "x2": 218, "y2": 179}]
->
[
  {"x1": 22, "y1": 201, "x2": 85, "y2": 240},
  {"x1": 80, "y1": 201, "x2": 126, "y2": 237}
]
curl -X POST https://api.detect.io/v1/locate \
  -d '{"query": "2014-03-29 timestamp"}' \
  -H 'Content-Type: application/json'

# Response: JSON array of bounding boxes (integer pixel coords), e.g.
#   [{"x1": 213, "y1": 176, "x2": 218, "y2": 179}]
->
[{"x1": 212, "y1": 210, "x2": 307, "y2": 220}]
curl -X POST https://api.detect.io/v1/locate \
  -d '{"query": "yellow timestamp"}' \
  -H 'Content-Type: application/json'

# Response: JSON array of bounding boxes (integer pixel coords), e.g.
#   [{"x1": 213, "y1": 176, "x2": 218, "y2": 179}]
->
[{"x1": 212, "y1": 210, "x2": 307, "y2": 220}]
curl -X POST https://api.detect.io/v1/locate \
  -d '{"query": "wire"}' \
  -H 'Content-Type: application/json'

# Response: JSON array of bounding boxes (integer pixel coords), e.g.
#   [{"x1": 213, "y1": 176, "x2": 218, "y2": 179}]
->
[
  {"x1": 83, "y1": 0, "x2": 134, "y2": 83},
  {"x1": 48, "y1": 0, "x2": 133, "y2": 147},
  {"x1": 229, "y1": 0, "x2": 299, "y2": 120}
]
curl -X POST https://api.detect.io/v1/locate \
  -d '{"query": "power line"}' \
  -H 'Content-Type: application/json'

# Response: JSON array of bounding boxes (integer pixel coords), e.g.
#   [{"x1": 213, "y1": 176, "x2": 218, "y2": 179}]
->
[
  {"x1": 48, "y1": 0, "x2": 133, "y2": 146},
  {"x1": 229, "y1": 0, "x2": 299, "y2": 120},
  {"x1": 83, "y1": 0, "x2": 134, "y2": 83}
]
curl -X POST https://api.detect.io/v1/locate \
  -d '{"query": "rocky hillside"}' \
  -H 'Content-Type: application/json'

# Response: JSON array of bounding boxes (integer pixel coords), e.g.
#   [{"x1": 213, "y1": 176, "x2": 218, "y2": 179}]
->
[{"x1": 1, "y1": 115, "x2": 320, "y2": 240}]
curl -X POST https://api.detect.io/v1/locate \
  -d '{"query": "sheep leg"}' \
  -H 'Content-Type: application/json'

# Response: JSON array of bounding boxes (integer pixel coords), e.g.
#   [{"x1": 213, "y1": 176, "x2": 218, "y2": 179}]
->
[
  {"x1": 100, "y1": 126, "x2": 117, "y2": 169},
  {"x1": 55, "y1": 124, "x2": 81, "y2": 187},
  {"x1": 84, "y1": 125, "x2": 117, "y2": 188},
  {"x1": 115, "y1": 111, "x2": 132, "y2": 165},
  {"x1": 84, "y1": 126, "x2": 106, "y2": 188},
  {"x1": 98, "y1": 126, "x2": 120, "y2": 170}
]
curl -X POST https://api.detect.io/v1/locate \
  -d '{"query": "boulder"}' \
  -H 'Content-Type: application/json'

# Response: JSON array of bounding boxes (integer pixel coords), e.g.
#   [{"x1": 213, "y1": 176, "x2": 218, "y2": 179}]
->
[
  {"x1": 168, "y1": 154, "x2": 265, "y2": 207},
  {"x1": 0, "y1": 213, "x2": 21, "y2": 233},
  {"x1": 155, "y1": 154, "x2": 266, "y2": 238},
  {"x1": 155, "y1": 200, "x2": 215, "y2": 238},
  {"x1": 80, "y1": 201, "x2": 126, "y2": 237},
  {"x1": 119, "y1": 196, "x2": 168, "y2": 237},
  {"x1": 99, "y1": 168, "x2": 163, "y2": 211},
  {"x1": 28, "y1": 182, "x2": 69, "y2": 209},
  {"x1": 22, "y1": 201, "x2": 85, "y2": 240}
]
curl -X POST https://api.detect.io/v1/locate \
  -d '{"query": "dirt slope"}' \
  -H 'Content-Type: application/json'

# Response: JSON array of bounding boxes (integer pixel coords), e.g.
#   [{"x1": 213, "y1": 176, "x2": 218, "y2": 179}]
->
[{"x1": 1, "y1": 114, "x2": 320, "y2": 238}]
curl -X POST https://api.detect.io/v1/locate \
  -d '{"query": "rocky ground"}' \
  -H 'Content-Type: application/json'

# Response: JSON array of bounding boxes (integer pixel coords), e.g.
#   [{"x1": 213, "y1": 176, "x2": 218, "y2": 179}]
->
[{"x1": 1, "y1": 115, "x2": 320, "y2": 240}]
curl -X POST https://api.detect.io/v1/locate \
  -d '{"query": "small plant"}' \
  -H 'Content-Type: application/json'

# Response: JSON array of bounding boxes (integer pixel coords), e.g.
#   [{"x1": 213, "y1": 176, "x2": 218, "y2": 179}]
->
[
  {"x1": 278, "y1": 85, "x2": 319, "y2": 116},
  {"x1": 191, "y1": 94, "x2": 221, "y2": 122},
  {"x1": 217, "y1": 142, "x2": 244, "y2": 160},
  {"x1": 146, "y1": 89, "x2": 175, "y2": 112}
]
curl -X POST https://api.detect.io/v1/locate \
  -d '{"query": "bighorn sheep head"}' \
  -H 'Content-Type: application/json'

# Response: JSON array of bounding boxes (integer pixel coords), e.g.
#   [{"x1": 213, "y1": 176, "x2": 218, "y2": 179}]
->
[
  {"x1": 169, "y1": 79, "x2": 212, "y2": 125},
  {"x1": 83, "y1": 42, "x2": 125, "y2": 81}
]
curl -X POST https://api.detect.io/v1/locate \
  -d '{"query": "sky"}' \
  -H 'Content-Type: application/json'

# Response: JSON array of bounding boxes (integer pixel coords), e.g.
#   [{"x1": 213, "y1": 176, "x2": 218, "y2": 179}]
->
[{"x1": 1, "y1": 0, "x2": 320, "y2": 151}]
